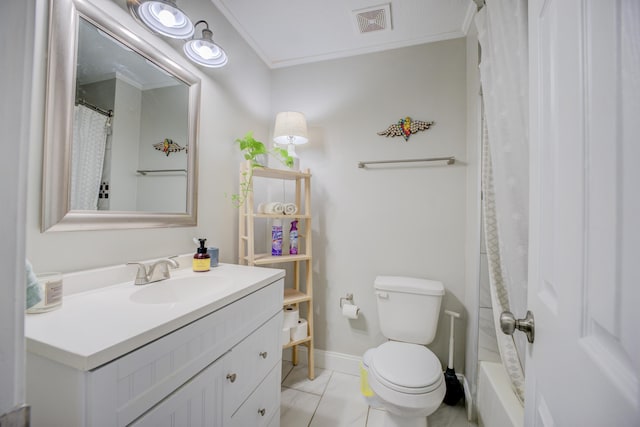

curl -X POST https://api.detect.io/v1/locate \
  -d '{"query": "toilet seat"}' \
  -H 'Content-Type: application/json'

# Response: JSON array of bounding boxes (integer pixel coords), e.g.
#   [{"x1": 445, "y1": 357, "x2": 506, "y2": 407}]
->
[{"x1": 369, "y1": 341, "x2": 443, "y2": 394}]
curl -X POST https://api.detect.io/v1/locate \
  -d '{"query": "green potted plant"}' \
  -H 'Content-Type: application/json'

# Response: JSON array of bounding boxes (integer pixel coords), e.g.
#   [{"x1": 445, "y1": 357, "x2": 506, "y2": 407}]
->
[{"x1": 231, "y1": 131, "x2": 294, "y2": 207}]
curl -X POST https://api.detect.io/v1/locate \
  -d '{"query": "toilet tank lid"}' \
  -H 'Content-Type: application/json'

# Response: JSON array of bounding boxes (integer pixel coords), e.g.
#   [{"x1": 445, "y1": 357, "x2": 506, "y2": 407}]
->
[{"x1": 374, "y1": 276, "x2": 444, "y2": 295}]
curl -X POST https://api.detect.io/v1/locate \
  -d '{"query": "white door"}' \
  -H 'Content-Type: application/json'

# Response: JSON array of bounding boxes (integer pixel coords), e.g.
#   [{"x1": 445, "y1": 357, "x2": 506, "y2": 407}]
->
[{"x1": 526, "y1": 0, "x2": 639, "y2": 425}]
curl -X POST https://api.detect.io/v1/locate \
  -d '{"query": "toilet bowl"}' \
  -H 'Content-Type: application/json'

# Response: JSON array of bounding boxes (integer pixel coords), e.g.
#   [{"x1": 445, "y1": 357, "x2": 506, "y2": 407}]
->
[
  {"x1": 361, "y1": 276, "x2": 447, "y2": 427},
  {"x1": 365, "y1": 341, "x2": 445, "y2": 426}
]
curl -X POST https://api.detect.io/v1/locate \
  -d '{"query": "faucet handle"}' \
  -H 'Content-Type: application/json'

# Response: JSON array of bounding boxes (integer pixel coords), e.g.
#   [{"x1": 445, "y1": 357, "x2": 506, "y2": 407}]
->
[
  {"x1": 155, "y1": 262, "x2": 172, "y2": 280},
  {"x1": 146, "y1": 258, "x2": 180, "y2": 283},
  {"x1": 127, "y1": 262, "x2": 149, "y2": 285}
]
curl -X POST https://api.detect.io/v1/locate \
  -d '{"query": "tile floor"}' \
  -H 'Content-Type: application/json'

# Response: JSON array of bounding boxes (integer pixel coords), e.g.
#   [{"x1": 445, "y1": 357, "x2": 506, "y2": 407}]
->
[{"x1": 280, "y1": 361, "x2": 477, "y2": 427}]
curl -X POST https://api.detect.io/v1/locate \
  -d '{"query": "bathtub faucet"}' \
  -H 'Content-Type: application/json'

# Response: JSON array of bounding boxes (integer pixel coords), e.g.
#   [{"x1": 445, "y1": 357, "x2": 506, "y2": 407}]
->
[{"x1": 128, "y1": 257, "x2": 180, "y2": 285}]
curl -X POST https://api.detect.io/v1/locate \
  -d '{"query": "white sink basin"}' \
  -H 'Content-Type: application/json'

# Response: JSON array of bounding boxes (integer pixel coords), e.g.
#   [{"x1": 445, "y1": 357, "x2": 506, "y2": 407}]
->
[{"x1": 129, "y1": 275, "x2": 232, "y2": 304}]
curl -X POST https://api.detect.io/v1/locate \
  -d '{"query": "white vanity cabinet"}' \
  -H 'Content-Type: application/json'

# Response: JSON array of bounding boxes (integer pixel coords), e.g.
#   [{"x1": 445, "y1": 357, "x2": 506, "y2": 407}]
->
[
  {"x1": 26, "y1": 269, "x2": 284, "y2": 427},
  {"x1": 132, "y1": 311, "x2": 284, "y2": 427}
]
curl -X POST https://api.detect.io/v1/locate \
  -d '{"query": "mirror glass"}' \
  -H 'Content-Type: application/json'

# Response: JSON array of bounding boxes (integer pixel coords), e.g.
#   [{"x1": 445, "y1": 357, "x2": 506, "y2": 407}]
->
[
  {"x1": 75, "y1": 18, "x2": 190, "y2": 213},
  {"x1": 42, "y1": 0, "x2": 200, "y2": 231}
]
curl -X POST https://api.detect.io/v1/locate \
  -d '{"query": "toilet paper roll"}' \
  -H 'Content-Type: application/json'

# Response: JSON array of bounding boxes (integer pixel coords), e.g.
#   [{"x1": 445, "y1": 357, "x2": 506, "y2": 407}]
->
[
  {"x1": 342, "y1": 303, "x2": 360, "y2": 319},
  {"x1": 283, "y1": 306, "x2": 299, "y2": 329},
  {"x1": 290, "y1": 318, "x2": 308, "y2": 342},
  {"x1": 282, "y1": 327, "x2": 291, "y2": 346}
]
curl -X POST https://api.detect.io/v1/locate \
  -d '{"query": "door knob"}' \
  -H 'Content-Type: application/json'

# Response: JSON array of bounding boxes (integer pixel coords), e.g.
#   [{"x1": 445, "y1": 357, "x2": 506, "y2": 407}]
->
[
  {"x1": 226, "y1": 373, "x2": 237, "y2": 383},
  {"x1": 500, "y1": 310, "x2": 535, "y2": 343}
]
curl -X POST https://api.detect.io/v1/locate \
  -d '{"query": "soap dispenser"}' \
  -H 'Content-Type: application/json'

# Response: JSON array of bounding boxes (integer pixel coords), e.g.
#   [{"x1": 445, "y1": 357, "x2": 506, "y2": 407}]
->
[{"x1": 193, "y1": 238, "x2": 211, "y2": 272}]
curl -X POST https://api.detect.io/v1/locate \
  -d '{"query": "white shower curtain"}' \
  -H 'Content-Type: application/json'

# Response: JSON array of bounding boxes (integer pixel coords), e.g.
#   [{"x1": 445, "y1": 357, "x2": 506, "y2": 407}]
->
[
  {"x1": 475, "y1": 0, "x2": 529, "y2": 404},
  {"x1": 71, "y1": 105, "x2": 108, "y2": 210}
]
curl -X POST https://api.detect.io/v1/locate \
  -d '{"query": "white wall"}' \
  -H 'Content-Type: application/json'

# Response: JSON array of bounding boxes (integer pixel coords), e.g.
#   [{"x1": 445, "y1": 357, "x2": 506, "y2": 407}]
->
[
  {"x1": 26, "y1": 0, "x2": 271, "y2": 273},
  {"x1": 271, "y1": 38, "x2": 469, "y2": 370},
  {"x1": 0, "y1": 0, "x2": 35, "y2": 416},
  {"x1": 110, "y1": 78, "x2": 141, "y2": 211},
  {"x1": 136, "y1": 85, "x2": 189, "y2": 212}
]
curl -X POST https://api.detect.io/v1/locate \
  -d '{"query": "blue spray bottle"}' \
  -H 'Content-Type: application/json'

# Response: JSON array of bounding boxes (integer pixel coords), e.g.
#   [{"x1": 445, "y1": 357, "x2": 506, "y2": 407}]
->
[{"x1": 289, "y1": 220, "x2": 298, "y2": 255}]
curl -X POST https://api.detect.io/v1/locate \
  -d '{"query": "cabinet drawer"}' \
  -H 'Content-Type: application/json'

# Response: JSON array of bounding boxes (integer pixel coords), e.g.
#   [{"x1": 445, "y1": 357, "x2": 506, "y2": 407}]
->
[
  {"x1": 88, "y1": 279, "x2": 283, "y2": 427},
  {"x1": 224, "y1": 311, "x2": 283, "y2": 414},
  {"x1": 229, "y1": 363, "x2": 281, "y2": 427}
]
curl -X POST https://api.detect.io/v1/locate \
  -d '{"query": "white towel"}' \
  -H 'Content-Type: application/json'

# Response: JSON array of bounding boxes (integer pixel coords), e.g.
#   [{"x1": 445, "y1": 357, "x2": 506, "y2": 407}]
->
[
  {"x1": 274, "y1": 202, "x2": 285, "y2": 214},
  {"x1": 263, "y1": 202, "x2": 285, "y2": 214},
  {"x1": 284, "y1": 203, "x2": 298, "y2": 215}
]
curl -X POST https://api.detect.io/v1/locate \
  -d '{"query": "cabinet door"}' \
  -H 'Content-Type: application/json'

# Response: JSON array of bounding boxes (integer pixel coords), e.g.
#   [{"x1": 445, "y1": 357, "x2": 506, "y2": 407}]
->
[{"x1": 130, "y1": 353, "x2": 228, "y2": 427}]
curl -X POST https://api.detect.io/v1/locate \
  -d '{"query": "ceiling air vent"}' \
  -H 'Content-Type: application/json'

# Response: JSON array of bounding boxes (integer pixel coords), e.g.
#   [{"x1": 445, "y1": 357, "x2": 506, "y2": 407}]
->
[{"x1": 353, "y1": 4, "x2": 392, "y2": 34}]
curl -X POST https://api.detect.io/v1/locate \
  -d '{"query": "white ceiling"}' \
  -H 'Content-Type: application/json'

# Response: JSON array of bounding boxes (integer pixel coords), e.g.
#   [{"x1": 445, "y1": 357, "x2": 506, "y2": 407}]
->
[{"x1": 210, "y1": 0, "x2": 477, "y2": 69}]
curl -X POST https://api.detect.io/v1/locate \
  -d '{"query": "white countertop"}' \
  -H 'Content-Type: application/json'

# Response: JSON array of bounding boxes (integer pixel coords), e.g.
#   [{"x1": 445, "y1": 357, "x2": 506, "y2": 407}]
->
[{"x1": 25, "y1": 263, "x2": 285, "y2": 371}]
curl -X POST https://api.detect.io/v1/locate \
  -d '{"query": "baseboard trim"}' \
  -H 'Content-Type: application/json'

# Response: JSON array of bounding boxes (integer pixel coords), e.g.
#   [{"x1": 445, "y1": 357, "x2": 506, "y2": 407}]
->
[{"x1": 282, "y1": 347, "x2": 362, "y2": 376}]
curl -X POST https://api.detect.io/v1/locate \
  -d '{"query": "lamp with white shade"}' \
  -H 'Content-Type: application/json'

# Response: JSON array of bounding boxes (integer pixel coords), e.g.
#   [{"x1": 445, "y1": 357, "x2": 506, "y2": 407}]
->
[{"x1": 273, "y1": 112, "x2": 308, "y2": 170}]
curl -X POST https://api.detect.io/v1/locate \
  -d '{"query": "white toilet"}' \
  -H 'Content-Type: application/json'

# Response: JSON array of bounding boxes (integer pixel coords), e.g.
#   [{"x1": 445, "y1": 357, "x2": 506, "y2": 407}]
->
[{"x1": 363, "y1": 276, "x2": 446, "y2": 427}]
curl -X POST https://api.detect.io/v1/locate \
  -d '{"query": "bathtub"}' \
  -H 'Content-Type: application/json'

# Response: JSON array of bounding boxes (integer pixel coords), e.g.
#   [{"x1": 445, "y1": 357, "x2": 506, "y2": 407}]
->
[{"x1": 477, "y1": 361, "x2": 524, "y2": 427}]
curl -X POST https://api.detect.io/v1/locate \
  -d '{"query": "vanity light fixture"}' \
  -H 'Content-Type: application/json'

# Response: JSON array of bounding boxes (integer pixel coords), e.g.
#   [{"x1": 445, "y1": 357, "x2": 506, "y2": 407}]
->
[
  {"x1": 127, "y1": 0, "x2": 194, "y2": 39},
  {"x1": 273, "y1": 111, "x2": 309, "y2": 169},
  {"x1": 183, "y1": 20, "x2": 228, "y2": 68}
]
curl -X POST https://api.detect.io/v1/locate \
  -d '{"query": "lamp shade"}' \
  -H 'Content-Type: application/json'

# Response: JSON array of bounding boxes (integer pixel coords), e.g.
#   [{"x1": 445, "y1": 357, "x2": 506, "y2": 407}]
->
[
  {"x1": 273, "y1": 112, "x2": 309, "y2": 146},
  {"x1": 183, "y1": 21, "x2": 228, "y2": 68},
  {"x1": 127, "y1": 0, "x2": 194, "y2": 39}
]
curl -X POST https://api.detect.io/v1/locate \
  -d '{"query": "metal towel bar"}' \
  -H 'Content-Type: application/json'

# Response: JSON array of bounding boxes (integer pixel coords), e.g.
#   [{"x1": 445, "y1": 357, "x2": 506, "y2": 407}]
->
[
  {"x1": 136, "y1": 169, "x2": 187, "y2": 175},
  {"x1": 357, "y1": 156, "x2": 455, "y2": 168}
]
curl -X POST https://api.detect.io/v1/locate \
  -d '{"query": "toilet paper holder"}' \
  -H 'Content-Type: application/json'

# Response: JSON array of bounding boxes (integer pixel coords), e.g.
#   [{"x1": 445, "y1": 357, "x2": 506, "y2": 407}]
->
[{"x1": 339, "y1": 293, "x2": 354, "y2": 308}]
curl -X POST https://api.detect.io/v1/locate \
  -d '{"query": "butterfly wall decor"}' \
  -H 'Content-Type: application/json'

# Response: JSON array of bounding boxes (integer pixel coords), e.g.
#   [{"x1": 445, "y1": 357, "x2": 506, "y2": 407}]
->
[
  {"x1": 377, "y1": 117, "x2": 434, "y2": 141},
  {"x1": 153, "y1": 138, "x2": 186, "y2": 156}
]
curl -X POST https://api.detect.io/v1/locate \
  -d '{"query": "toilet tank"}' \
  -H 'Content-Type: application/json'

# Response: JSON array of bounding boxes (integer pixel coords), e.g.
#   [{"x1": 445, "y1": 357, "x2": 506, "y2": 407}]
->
[{"x1": 374, "y1": 276, "x2": 445, "y2": 345}]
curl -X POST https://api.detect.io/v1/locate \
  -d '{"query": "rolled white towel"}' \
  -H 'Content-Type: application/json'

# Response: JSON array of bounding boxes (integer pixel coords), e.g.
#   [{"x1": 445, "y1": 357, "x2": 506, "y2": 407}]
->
[
  {"x1": 257, "y1": 202, "x2": 266, "y2": 214},
  {"x1": 263, "y1": 202, "x2": 285, "y2": 214},
  {"x1": 284, "y1": 203, "x2": 298, "y2": 215}
]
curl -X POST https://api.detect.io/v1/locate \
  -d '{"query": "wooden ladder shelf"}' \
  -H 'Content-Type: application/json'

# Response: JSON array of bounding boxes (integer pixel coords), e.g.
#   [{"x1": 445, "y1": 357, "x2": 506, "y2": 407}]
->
[{"x1": 237, "y1": 161, "x2": 315, "y2": 380}]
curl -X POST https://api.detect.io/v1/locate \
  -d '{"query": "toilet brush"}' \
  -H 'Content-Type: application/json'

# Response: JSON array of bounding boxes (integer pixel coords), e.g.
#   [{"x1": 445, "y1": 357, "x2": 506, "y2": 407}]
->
[{"x1": 443, "y1": 310, "x2": 464, "y2": 406}]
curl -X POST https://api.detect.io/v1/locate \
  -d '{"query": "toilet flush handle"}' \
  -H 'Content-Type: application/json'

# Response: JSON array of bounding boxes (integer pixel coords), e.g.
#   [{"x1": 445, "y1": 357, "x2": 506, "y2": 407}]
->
[{"x1": 375, "y1": 291, "x2": 389, "y2": 299}]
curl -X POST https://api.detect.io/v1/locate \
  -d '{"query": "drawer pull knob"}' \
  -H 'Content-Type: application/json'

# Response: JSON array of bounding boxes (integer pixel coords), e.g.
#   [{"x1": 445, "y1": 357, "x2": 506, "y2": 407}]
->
[
  {"x1": 258, "y1": 408, "x2": 266, "y2": 417},
  {"x1": 259, "y1": 351, "x2": 268, "y2": 359},
  {"x1": 226, "y1": 373, "x2": 237, "y2": 383}
]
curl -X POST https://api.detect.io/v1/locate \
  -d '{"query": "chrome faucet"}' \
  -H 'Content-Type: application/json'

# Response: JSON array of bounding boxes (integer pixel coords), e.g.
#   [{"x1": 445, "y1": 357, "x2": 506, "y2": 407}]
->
[{"x1": 128, "y1": 257, "x2": 180, "y2": 285}]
